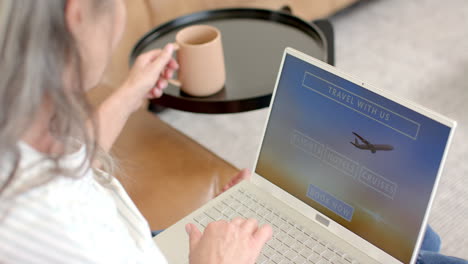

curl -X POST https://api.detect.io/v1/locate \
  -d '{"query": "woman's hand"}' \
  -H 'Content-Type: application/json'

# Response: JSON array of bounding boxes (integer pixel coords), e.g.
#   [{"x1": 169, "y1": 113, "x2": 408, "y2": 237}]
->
[
  {"x1": 120, "y1": 43, "x2": 178, "y2": 113},
  {"x1": 186, "y1": 218, "x2": 272, "y2": 264},
  {"x1": 217, "y1": 169, "x2": 251, "y2": 196},
  {"x1": 93, "y1": 43, "x2": 177, "y2": 152}
]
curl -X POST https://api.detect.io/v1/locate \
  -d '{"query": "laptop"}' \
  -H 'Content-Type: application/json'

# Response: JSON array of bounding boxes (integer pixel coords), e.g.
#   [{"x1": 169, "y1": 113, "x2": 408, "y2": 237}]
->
[{"x1": 154, "y1": 47, "x2": 457, "y2": 264}]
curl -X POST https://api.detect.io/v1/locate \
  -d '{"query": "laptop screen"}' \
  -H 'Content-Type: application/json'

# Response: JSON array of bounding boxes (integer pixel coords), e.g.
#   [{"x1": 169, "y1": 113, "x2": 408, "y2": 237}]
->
[{"x1": 255, "y1": 52, "x2": 452, "y2": 263}]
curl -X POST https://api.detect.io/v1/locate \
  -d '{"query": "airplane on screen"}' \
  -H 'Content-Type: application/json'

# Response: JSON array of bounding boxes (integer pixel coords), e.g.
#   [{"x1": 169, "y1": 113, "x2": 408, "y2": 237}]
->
[{"x1": 350, "y1": 132, "x2": 394, "y2": 154}]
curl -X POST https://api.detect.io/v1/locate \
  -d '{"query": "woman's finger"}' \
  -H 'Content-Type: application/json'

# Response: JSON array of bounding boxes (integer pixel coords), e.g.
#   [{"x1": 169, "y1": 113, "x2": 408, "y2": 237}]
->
[
  {"x1": 231, "y1": 217, "x2": 245, "y2": 226},
  {"x1": 157, "y1": 79, "x2": 168, "y2": 90},
  {"x1": 252, "y1": 224, "x2": 273, "y2": 250},
  {"x1": 186, "y1": 223, "x2": 202, "y2": 253},
  {"x1": 162, "y1": 68, "x2": 174, "y2": 80},
  {"x1": 135, "y1": 49, "x2": 162, "y2": 67},
  {"x1": 240, "y1": 218, "x2": 258, "y2": 234},
  {"x1": 147, "y1": 44, "x2": 175, "y2": 77},
  {"x1": 153, "y1": 89, "x2": 163, "y2": 98},
  {"x1": 220, "y1": 168, "x2": 251, "y2": 194},
  {"x1": 168, "y1": 58, "x2": 179, "y2": 70},
  {"x1": 150, "y1": 86, "x2": 163, "y2": 98}
]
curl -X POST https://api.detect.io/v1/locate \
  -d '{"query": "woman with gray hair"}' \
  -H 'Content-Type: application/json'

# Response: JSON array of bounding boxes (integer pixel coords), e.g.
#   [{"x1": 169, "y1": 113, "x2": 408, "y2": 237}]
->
[
  {"x1": 0, "y1": 0, "x2": 465, "y2": 264},
  {"x1": 0, "y1": 0, "x2": 271, "y2": 263}
]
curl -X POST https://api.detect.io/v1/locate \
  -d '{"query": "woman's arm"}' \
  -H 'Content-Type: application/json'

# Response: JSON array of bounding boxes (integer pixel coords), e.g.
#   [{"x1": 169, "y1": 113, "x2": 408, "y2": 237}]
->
[{"x1": 92, "y1": 44, "x2": 177, "y2": 152}]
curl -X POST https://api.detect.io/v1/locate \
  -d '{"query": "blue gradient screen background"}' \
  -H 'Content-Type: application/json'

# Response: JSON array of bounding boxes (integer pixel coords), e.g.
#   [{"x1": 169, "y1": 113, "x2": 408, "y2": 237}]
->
[{"x1": 256, "y1": 54, "x2": 451, "y2": 263}]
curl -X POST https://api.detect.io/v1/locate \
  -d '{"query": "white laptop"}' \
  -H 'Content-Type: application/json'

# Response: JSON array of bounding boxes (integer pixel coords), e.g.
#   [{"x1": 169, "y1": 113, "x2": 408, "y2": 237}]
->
[{"x1": 154, "y1": 47, "x2": 457, "y2": 264}]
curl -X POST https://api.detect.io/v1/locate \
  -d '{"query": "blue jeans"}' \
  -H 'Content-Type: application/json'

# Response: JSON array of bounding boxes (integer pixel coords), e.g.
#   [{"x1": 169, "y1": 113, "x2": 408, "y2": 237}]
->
[
  {"x1": 151, "y1": 229, "x2": 164, "y2": 237},
  {"x1": 417, "y1": 226, "x2": 467, "y2": 264},
  {"x1": 152, "y1": 226, "x2": 467, "y2": 263}
]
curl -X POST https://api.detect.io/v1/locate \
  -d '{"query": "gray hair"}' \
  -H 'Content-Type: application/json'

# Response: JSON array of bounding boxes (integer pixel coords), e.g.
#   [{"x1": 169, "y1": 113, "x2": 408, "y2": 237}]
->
[{"x1": 0, "y1": 0, "x2": 113, "y2": 197}]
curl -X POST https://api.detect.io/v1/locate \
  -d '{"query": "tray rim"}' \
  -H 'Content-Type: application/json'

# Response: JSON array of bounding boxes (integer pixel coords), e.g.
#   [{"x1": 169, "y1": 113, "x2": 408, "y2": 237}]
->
[{"x1": 129, "y1": 8, "x2": 331, "y2": 114}]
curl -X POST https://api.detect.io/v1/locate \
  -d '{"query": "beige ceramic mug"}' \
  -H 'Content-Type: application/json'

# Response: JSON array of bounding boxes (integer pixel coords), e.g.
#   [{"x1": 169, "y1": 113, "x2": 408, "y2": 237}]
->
[{"x1": 170, "y1": 25, "x2": 226, "y2": 97}]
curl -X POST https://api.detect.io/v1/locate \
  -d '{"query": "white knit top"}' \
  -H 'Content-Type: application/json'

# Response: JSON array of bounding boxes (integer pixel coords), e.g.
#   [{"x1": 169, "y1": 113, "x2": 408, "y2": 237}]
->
[{"x1": 0, "y1": 143, "x2": 168, "y2": 263}]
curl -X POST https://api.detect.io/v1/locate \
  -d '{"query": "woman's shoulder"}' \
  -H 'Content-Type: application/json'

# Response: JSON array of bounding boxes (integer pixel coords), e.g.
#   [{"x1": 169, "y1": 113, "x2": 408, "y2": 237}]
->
[
  {"x1": 0, "y1": 169, "x2": 148, "y2": 263},
  {"x1": 2, "y1": 141, "x2": 110, "y2": 208},
  {"x1": 0, "y1": 165, "x2": 112, "y2": 228},
  {"x1": 0, "y1": 143, "x2": 167, "y2": 263},
  {"x1": 0, "y1": 173, "x2": 106, "y2": 263}
]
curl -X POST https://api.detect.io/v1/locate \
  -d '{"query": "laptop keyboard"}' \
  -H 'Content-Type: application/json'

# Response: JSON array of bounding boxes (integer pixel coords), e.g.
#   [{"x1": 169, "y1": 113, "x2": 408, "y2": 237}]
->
[{"x1": 193, "y1": 188, "x2": 359, "y2": 264}]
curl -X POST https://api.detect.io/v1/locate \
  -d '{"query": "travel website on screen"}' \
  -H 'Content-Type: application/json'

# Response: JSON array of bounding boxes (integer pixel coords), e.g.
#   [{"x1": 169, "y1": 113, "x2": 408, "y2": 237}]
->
[{"x1": 256, "y1": 54, "x2": 451, "y2": 263}]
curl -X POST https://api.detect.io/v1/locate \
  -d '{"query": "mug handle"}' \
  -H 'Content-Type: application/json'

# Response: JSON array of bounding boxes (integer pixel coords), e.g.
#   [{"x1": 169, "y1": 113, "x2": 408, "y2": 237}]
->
[{"x1": 168, "y1": 43, "x2": 182, "y2": 87}]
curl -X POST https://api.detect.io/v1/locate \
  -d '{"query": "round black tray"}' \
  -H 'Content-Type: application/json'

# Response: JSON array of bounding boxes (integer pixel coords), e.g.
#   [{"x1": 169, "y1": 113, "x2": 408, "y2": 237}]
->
[{"x1": 130, "y1": 8, "x2": 333, "y2": 114}]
